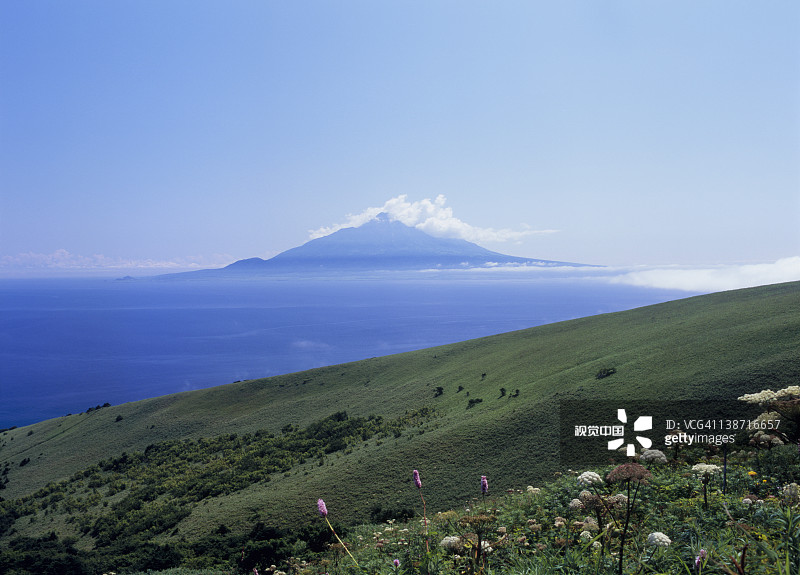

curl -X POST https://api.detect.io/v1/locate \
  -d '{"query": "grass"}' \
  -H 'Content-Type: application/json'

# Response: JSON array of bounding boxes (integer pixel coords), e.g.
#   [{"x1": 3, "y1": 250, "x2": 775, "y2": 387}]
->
[
  {"x1": 4, "y1": 441, "x2": 800, "y2": 573},
  {"x1": 1, "y1": 280, "x2": 799, "y2": 572},
  {"x1": 296, "y1": 444, "x2": 800, "y2": 575}
]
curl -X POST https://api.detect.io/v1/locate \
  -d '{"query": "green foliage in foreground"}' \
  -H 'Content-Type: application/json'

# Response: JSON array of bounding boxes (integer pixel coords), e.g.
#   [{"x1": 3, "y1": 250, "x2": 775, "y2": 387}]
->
[
  {"x1": 1, "y1": 443, "x2": 799, "y2": 574},
  {"x1": 0, "y1": 409, "x2": 436, "y2": 573}
]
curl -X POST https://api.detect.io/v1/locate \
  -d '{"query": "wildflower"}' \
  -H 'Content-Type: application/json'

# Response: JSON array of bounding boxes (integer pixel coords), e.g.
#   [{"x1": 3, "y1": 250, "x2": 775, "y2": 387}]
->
[
  {"x1": 783, "y1": 483, "x2": 800, "y2": 506},
  {"x1": 316, "y1": 499, "x2": 359, "y2": 568},
  {"x1": 738, "y1": 389, "x2": 778, "y2": 404},
  {"x1": 742, "y1": 498, "x2": 753, "y2": 505},
  {"x1": 582, "y1": 517, "x2": 599, "y2": 532},
  {"x1": 608, "y1": 493, "x2": 628, "y2": 507},
  {"x1": 393, "y1": 559, "x2": 400, "y2": 568},
  {"x1": 569, "y1": 498, "x2": 585, "y2": 511},
  {"x1": 580, "y1": 530, "x2": 592, "y2": 541},
  {"x1": 695, "y1": 549, "x2": 707, "y2": 567},
  {"x1": 607, "y1": 462, "x2": 651, "y2": 484},
  {"x1": 481, "y1": 475, "x2": 489, "y2": 494},
  {"x1": 577, "y1": 471, "x2": 603, "y2": 486},
  {"x1": 639, "y1": 449, "x2": 667, "y2": 464},
  {"x1": 748, "y1": 471, "x2": 757, "y2": 477},
  {"x1": 440, "y1": 535, "x2": 463, "y2": 554},
  {"x1": 554, "y1": 516, "x2": 567, "y2": 528},
  {"x1": 527, "y1": 485, "x2": 541, "y2": 494},
  {"x1": 646, "y1": 532, "x2": 671, "y2": 548},
  {"x1": 413, "y1": 468, "x2": 429, "y2": 552},
  {"x1": 692, "y1": 463, "x2": 722, "y2": 476},
  {"x1": 775, "y1": 385, "x2": 800, "y2": 399}
]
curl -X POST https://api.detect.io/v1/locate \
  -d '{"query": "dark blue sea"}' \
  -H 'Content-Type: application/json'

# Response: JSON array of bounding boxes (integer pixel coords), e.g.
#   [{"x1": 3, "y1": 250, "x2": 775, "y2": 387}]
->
[{"x1": 0, "y1": 274, "x2": 699, "y2": 428}]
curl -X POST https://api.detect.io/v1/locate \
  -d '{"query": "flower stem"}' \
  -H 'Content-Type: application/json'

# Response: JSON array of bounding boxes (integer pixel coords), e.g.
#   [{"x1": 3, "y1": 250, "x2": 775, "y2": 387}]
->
[
  {"x1": 419, "y1": 489, "x2": 430, "y2": 552},
  {"x1": 325, "y1": 517, "x2": 360, "y2": 569}
]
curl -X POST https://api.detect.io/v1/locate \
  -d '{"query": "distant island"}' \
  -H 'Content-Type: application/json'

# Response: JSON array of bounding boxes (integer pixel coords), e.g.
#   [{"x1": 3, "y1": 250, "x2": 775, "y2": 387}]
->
[{"x1": 159, "y1": 213, "x2": 591, "y2": 278}]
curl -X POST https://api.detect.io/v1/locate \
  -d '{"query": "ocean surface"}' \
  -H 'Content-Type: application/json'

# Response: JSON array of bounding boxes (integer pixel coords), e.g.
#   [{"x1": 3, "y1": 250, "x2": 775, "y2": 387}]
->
[{"x1": 0, "y1": 274, "x2": 700, "y2": 428}]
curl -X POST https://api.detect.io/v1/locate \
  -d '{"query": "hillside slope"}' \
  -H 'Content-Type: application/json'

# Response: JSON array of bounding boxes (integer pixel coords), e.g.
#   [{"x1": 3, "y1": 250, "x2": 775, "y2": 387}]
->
[{"x1": 1, "y1": 280, "x2": 798, "y2": 542}]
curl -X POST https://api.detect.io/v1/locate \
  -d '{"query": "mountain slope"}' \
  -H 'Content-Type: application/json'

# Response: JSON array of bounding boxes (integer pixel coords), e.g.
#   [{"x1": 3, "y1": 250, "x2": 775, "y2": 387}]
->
[
  {"x1": 169, "y1": 215, "x2": 586, "y2": 277},
  {"x1": 1, "y1": 281, "x2": 798, "y2": 547}
]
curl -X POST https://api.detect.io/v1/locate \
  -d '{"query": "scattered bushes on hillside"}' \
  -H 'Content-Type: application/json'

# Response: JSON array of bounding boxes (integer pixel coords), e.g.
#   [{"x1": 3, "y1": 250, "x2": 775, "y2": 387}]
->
[
  {"x1": 84, "y1": 403, "x2": 112, "y2": 414},
  {"x1": 6, "y1": 389, "x2": 800, "y2": 574},
  {"x1": 3, "y1": 441, "x2": 800, "y2": 574},
  {"x1": 0, "y1": 408, "x2": 439, "y2": 573},
  {"x1": 595, "y1": 367, "x2": 617, "y2": 379}
]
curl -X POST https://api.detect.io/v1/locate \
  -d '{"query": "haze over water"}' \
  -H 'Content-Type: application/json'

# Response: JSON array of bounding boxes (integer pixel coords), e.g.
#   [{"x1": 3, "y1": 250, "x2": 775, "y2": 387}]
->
[{"x1": 0, "y1": 274, "x2": 699, "y2": 428}]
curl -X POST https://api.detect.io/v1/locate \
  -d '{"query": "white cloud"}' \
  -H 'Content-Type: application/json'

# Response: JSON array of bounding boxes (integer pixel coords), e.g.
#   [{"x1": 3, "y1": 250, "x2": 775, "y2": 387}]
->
[
  {"x1": 0, "y1": 249, "x2": 237, "y2": 276},
  {"x1": 308, "y1": 194, "x2": 557, "y2": 243},
  {"x1": 610, "y1": 257, "x2": 800, "y2": 292}
]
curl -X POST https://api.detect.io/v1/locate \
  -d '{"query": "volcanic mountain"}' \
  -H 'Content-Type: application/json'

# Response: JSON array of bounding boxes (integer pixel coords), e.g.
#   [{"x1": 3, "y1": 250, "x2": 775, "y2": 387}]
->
[{"x1": 171, "y1": 214, "x2": 587, "y2": 277}]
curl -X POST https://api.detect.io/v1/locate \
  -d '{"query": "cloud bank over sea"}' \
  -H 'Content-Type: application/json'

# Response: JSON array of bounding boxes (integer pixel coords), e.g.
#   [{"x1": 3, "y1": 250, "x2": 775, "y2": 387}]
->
[
  {"x1": 2, "y1": 249, "x2": 798, "y2": 294},
  {"x1": 608, "y1": 257, "x2": 800, "y2": 292},
  {"x1": 0, "y1": 250, "x2": 238, "y2": 277},
  {"x1": 422, "y1": 257, "x2": 800, "y2": 294}
]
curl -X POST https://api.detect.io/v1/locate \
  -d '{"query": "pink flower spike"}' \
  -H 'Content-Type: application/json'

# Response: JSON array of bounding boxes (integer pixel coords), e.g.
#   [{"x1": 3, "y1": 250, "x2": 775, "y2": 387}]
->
[
  {"x1": 317, "y1": 498, "x2": 328, "y2": 517},
  {"x1": 695, "y1": 549, "x2": 707, "y2": 567},
  {"x1": 481, "y1": 475, "x2": 489, "y2": 494},
  {"x1": 393, "y1": 559, "x2": 401, "y2": 567},
  {"x1": 413, "y1": 469, "x2": 422, "y2": 489}
]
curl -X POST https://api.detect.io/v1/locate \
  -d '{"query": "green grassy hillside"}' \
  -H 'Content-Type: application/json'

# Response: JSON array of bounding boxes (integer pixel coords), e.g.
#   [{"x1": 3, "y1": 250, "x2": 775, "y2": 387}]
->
[{"x1": 1, "y1": 280, "x2": 798, "y2": 565}]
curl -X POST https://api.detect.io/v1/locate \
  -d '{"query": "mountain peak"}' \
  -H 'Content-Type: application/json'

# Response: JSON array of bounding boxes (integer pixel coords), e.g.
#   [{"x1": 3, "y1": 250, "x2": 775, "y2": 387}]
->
[
  {"x1": 242, "y1": 219, "x2": 586, "y2": 272},
  {"x1": 166, "y1": 218, "x2": 590, "y2": 277},
  {"x1": 370, "y1": 212, "x2": 392, "y2": 224}
]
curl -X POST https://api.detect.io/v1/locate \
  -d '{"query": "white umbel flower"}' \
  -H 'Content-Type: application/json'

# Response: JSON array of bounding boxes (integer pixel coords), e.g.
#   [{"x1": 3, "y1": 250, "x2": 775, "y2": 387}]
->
[
  {"x1": 775, "y1": 385, "x2": 800, "y2": 399},
  {"x1": 577, "y1": 471, "x2": 603, "y2": 486},
  {"x1": 569, "y1": 498, "x2": 585, "y2": 511},
  {"x1": 692, "y1": 463, "x2": 722, "y2": 476},
  {"x1": 647, "y1": 532, "x2": 671, "y2": 548},
  {"x1": 440, "y1": 536, "x2": 463, "y2": 553},
  {"x1": 640, "y1": 449, "x2": 667, "y2": 464},
  {"x1": 738, "y1": 390, "x2": 777, "y2": 404}
]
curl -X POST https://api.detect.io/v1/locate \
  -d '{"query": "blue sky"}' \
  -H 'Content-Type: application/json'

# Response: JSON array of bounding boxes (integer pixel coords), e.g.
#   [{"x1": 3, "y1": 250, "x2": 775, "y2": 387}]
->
[{"x1": 1, "y1": 1, "x2": 799, "y2": 284}]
